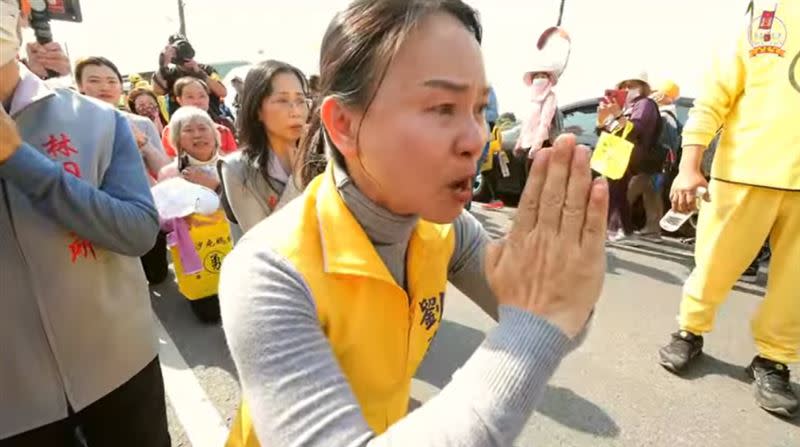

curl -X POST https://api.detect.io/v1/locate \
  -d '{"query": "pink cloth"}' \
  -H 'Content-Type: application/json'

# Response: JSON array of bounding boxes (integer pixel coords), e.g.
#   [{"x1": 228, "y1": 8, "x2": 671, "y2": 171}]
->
[
  {"x1": 162, "y1": 217, "x2": 203, "y2": 274},
  {"x1": 516, "y1": 85, "x2": 558, "y2": 156}
]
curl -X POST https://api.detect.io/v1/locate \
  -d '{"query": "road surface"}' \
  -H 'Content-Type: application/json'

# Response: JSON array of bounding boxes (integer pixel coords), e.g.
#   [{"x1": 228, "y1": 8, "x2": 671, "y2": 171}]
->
[{"x1": 150, "y1": 203, "x2": 799, "y2": 447}]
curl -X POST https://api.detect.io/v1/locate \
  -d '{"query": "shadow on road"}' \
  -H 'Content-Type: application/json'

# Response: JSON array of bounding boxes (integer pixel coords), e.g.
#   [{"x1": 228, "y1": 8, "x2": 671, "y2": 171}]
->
[
  {"x1": 677, "y1": 353, "x2": 750, "y2": 384},
  {"x1": 607, "y1": 251, "x2": 686, "y2": 286},
  {"x1": 415, "y1": 320, "x2": 486, "y2": 389},
  {"x1": 537, "y1": 386, "x2": 620, "y2": 438},
  {"x1": 610, "y1": 242, "x2": 693, "y2": 266},
  {"x1": 411, "y1": 387, "x2": 621, "y2": 439},
  {"x1": 607, "y1": 246, "x2": 767, "y2": 296},
  {"x1": 413, "y1": 321, "x2": 621, "y2": 438},
  {"x1": 676, "y1": 354, "x2": 800, "y2": 428},
  {"x1": 468, "y1": 208, "x2": 507, "y2": 239},
  {"x1": 149, "y1": 273, "x2": 239, "y2": 380}
]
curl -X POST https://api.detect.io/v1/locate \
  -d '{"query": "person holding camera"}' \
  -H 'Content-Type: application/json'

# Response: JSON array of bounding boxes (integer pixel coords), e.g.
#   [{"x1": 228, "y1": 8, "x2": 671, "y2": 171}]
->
[{"x1": 152, "y1": 34, "x2": 227, "y2": 117}]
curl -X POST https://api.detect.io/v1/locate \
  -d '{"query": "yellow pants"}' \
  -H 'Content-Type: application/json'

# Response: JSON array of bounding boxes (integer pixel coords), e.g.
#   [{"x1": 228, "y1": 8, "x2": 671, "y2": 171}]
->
[{"x1": 680, "y1": 180, "x2": 800, "y2": 364}]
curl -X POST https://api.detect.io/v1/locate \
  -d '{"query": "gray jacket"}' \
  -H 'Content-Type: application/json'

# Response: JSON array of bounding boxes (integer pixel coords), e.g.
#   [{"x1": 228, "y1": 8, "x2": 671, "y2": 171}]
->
[
  {"x1": 218, "y1": 150, "x2": 302, "y2": 242},
  {"x1": 0, "y1": 66, "x2": 160, "y2": 438}
]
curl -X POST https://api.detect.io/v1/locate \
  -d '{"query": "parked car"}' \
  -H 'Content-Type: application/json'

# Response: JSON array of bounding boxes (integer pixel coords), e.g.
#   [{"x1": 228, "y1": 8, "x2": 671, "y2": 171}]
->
[
  {"x1": 473, "y1": 97, "x2": 696, "y2": 201},
  {"x1": 472, "y1": 97, "x2": 700, "y2": 235}
]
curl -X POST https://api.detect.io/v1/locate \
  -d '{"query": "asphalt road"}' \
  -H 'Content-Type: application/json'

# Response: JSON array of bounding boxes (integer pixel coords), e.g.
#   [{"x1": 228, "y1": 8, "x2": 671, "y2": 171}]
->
[{"x1": 150, "y1": 203, "x2": 799, "y2": 447}]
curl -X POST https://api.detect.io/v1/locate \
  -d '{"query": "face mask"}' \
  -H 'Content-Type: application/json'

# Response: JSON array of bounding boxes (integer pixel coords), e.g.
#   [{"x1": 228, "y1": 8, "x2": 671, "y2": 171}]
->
[
  {"x1": 530, "y1": 77, "x2": 552, "y2": 97},
  {"x1": 626, "y1": 88, "x2": 642, "y2": 104},
  {"x1": 0, "y1": 0, "x2": 21, "y2": 67}
]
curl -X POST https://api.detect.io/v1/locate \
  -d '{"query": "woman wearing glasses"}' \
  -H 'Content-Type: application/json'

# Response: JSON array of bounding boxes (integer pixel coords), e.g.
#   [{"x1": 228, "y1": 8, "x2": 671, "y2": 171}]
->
[{"x1": 218, "y1": 60, "x2": 310, "y2": 241}]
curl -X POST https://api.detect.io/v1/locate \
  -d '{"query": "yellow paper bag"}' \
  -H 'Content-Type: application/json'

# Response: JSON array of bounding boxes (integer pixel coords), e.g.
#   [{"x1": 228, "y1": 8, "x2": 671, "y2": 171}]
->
[
  {"x1": 479, "y1": 126, "x2": 503, "y2": 173},
  {"x1": 171, "y1": 210, "x2": 233, "y2": 300},
  {"x1": 590, "y1": 122, "x2": 634, "y2": 180}
]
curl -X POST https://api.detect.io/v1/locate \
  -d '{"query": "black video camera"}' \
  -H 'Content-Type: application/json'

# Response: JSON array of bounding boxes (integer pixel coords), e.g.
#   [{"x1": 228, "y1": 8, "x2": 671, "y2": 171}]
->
[
  {"x1": 168, "y1": 34, "x2": 195, "y2": 65},
  {"x1": 23, "y1": 0, "x2": 82, "y2": 78}
]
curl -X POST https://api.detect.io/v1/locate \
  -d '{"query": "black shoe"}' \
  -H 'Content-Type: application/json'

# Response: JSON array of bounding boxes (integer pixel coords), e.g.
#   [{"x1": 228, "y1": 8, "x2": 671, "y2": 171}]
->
[
  {"x1": 659, "y1": 330, "x2": 704, "y2": 374},
  {"x1": 746, "y1": 356, "x2": 799, "y2": 418},
  {"x1": 741, "y1": 263, "x2": 759, "y2": 282}
]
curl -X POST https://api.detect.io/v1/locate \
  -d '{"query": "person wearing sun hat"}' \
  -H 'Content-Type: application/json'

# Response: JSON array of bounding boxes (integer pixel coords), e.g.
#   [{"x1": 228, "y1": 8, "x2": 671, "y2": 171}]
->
[
  {"x1": 626, "y1": 79, "x2": 683, "y2": 240},
  {"x1": 514, "y1": 59, "x2": 563, "y2": 163},
  {"x1": 597, "y1": 70, "x2": 661, "y2": 242}
]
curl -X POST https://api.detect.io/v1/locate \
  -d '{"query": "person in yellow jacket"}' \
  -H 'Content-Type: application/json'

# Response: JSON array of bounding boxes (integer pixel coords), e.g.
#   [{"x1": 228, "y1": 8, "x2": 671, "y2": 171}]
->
[
  {"x1": 659, "y1": 0, "x2": 800, "y2": 418},
  {"x1": 218, "y1": 1, "x2": 610, "y2": 446}
]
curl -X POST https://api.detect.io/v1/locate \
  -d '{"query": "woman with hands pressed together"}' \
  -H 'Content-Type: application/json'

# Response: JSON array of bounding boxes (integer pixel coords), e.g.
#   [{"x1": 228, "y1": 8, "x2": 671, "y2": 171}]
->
[{"x1": 219, "y1": 1, "x2": 608, "y2": 446}]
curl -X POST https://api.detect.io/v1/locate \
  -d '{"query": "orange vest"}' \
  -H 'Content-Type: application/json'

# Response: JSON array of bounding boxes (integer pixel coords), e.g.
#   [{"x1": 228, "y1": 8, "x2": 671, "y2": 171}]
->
[{"x1": 226, "y1": 166, "x2": 455, "y2": 446}]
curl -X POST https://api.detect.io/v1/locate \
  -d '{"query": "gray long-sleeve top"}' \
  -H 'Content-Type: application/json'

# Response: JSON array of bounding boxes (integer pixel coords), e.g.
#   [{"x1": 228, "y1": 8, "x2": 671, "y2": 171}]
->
[{"x1": 219, "y1": 163, "x2": 586, "y2": 446}]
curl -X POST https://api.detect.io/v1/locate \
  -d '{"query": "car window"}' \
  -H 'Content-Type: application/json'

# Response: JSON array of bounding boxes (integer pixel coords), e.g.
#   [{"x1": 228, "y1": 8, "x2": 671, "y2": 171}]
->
[
  {"x1": 675, "y1": 98, "x2": 694, "y2": 124},
  {"x1": 562, "y1": 106, "x2": 599, "y2": 148}
]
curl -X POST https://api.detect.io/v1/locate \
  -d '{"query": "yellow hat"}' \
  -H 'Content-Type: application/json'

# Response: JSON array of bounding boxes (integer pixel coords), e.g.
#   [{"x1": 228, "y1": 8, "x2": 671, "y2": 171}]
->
[
  {"x1": 135, "y1": 80, "x2": 152, "y2": 90},
  {"x1": 657, "y1": 80, "x2": 680, "y2": 100},
  {"x1": 129, "y1": 73, "x2": 143, "y2": 84}
]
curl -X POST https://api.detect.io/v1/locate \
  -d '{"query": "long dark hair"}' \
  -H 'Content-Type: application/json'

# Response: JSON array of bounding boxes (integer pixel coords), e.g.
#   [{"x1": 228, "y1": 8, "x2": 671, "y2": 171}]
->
[
  {"x1": 237, "y1": 60, "x2": 308, "y2": 191},
  {"x1": 297, "y1": 0, "x2": 482, "y2": 187}
]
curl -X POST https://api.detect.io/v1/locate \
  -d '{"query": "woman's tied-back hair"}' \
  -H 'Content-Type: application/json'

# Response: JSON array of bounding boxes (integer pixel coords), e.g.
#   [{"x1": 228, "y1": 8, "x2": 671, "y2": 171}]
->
[
  {"x1": 297, "y1": 0, "x2": 482, "y2": 187},
  {"x1": 168, "y1": 106, "x2": 220, "y2": 155},
  {"x1": 74, "y1": 56, "x2": 124, "y2": 84},
  {"x1": 236, "y1": 60, "x2": 308, "y2": 191},
  {"x1": 173, "y1": 76, "x2": 210, "y2": 99}
]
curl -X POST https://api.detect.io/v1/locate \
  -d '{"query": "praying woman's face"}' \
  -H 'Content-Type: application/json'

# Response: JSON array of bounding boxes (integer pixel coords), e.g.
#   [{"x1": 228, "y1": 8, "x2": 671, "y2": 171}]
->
[{"x1": 326, "y1": 12, "x2": 489, "y2": 223}]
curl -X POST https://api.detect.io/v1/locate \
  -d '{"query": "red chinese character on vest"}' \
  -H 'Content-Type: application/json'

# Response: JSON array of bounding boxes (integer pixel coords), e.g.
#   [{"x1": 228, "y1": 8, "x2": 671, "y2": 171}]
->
[
  {"x1": 68, "y1": 233, "x2": 96, "y2": 263},
  {"x1": 63, "y1": 161, "x2": 82, "y2": 178},
  {"x1": 44, "y1": 133, "x2": 78, "y2": 158}
]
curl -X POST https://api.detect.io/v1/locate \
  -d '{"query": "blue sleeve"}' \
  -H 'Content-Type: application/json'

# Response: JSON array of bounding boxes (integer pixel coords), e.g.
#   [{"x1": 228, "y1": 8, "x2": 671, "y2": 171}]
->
[
  {"x1": 142, "y1": 120, "x2": 166, "y2": 154},
  {"x1": 0, "y1": 112, "x2": 159, "y2": 256}
]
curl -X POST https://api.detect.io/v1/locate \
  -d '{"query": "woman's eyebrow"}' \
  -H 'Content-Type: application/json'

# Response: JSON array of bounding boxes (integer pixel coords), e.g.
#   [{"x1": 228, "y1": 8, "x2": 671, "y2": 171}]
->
[
  {"x1": 422, "y1": 79, "x2": 469, "y2": 92},
  {"x1": 422, "y1": 79, "x2": 491, "y2": 97}
]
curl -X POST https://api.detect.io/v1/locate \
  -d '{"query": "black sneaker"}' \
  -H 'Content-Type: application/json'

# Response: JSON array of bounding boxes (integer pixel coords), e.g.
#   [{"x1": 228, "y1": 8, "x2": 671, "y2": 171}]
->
[
  {"x1": 741, "y1": 263, "x2": 759, "y2": 282},
  {"x1": 746, "y1": 356, "x2": 799, "y2": 417},
  {"x1": 659, "y1": 330, "x2": 704, "y2": 373}
]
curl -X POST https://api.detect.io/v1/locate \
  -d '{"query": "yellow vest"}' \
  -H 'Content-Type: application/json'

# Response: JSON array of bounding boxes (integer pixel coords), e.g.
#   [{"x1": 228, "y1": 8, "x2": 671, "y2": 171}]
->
[{"x1": 226, "y1": 166, "x2": 456, "y2": 446}]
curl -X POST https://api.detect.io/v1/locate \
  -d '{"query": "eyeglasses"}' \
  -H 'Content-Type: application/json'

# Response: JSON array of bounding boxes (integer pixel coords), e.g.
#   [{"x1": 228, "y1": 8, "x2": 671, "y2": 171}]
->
[{"x1": 268, "y1": 97, "x2": 312, "y2": 111}]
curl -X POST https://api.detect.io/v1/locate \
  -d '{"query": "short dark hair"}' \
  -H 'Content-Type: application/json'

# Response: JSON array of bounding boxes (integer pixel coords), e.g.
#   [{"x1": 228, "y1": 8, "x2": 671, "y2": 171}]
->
[
  {"x1": 173, "y1": 76, "x2": 209, "y2": 98},
  {"x1": 297, "y1": 0, "x2": 482, "y2": 186},
  {"x1": 74, "y1": 57, "x2": 123, "y2": 84}
]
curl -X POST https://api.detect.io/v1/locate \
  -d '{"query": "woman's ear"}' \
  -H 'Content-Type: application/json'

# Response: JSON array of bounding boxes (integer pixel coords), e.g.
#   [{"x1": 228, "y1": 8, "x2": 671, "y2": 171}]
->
[{"x1": 319, "y1": 97, "x2": 358, "y2": 158}]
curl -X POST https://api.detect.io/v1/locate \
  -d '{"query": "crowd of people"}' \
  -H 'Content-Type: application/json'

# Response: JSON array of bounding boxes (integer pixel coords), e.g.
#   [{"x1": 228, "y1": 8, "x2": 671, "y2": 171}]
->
[{"x1": 1, "y1": 0, "x2": 798, "y2": 445}]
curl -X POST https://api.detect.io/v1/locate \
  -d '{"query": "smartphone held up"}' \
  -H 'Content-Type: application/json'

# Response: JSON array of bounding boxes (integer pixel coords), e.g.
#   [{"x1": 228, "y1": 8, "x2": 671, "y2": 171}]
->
[{"x1": 602, "y1": 89, "x2": 627, "y2": 108}]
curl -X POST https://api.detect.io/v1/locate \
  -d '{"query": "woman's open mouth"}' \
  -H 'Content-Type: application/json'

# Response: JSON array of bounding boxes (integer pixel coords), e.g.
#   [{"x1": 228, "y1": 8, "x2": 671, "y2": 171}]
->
[{"x1": 448, "y1": 175, "x2": 473, "y2": 203}]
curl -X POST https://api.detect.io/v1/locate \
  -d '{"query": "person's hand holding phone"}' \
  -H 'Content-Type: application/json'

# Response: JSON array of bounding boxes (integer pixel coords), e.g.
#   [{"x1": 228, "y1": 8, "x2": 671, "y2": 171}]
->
[{"x1": 597, "y1": 101, "x2": 621, "y2": 127}]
